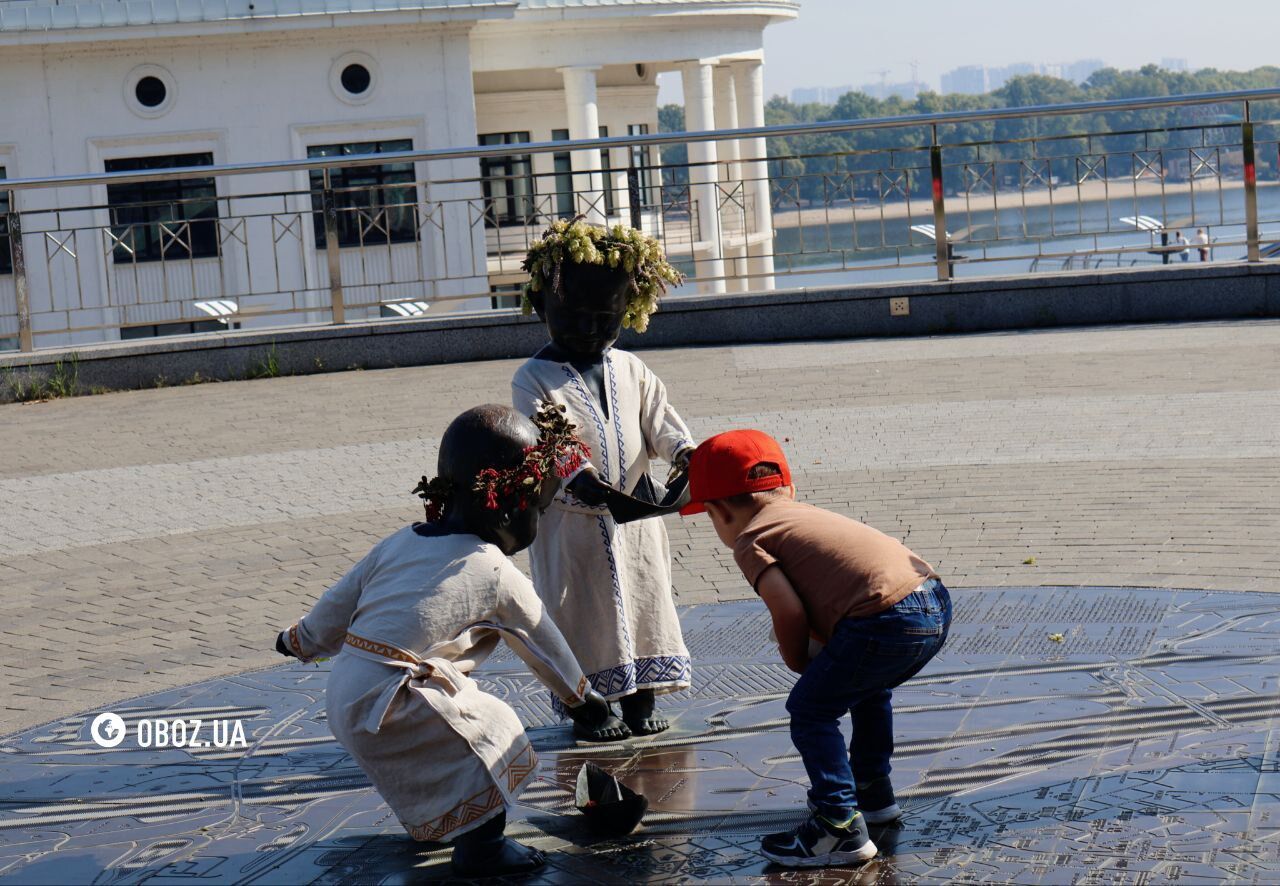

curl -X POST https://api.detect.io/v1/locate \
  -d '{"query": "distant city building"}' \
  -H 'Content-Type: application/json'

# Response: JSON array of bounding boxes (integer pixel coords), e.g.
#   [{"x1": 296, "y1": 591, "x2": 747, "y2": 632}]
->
[
  {"x1": 941, "y1": 65, "x2": 989, "y2": 95},
  {"x1": 1161, "y1": 57, "x2": 1189, "y2": 72},
  {"x1": 941, "y1": 58, "x2": 1108, "y2": 94},
  {"x1": 1065, "y1": 59, "x2": 1105, "y2": 83},
  {"x1": 859, "y1": 81, "x2": 922, "y2": 101},
  {"x1": 790, "y1": 85, "x2": 853, "y2": 104},
  {"x1": 989, "y1": 62, "x2": 1037, "y2": 90}
]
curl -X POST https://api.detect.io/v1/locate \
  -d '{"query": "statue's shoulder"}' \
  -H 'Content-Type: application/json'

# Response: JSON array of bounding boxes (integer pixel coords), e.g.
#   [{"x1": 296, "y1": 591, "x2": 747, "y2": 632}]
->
[
  {"x1": 607, "y1": 347, "x2": 643, "y2": 369},
  {"x1": 608, "y1": 348, "x2": 659, "y2": 383}
]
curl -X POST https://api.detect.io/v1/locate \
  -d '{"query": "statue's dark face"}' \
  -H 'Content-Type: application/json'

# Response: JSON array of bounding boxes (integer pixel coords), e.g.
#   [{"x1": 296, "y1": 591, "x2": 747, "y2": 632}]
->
[
  {"x1": 534, "y1": 264, "x2": 630, "y2": 362},
  {"x1": 487, "y1": 472, "x2": 561, "y2": 555}
]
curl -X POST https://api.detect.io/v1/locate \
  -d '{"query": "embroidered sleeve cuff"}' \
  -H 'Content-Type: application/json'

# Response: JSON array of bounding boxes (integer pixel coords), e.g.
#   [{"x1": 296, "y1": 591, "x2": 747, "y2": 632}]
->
[
  {"x1": 284, "y1": 623, "x2": 310, "y2": 662},
  {"x1": 559, "y1": 674, "x2": 591, "y2": 707}
]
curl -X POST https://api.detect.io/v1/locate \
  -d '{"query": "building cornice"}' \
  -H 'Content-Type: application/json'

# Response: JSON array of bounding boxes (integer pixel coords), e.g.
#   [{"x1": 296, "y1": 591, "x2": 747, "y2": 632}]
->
[
  {"x1": 512, "y1": 0, "x2": 798, "y2": 18},
  {"x1": 0, "y1": 0, "x2": 515, "y2": 41}
]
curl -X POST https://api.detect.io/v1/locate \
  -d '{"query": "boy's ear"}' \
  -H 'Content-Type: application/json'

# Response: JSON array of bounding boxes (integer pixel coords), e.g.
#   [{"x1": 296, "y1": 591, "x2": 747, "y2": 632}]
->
[{"x1": 705, "y1": 499, "x2": 732, "y2": 524}]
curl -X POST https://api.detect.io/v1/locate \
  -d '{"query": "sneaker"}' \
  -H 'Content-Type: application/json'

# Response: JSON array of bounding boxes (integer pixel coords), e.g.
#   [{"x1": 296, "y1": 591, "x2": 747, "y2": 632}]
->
[
  {"x1": 760, "y1": 812, "x2": 877, "y2": 868},
  {"x1": 804, "y1": 794, "x2": 902, "y2": 825},
  {"x1": 856, "y1": 777, "x2": 902, "y2": 825}
]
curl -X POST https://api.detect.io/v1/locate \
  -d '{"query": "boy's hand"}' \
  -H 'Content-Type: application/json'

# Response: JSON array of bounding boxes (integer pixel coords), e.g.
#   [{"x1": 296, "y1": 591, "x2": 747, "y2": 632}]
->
[
  {"x1": 275, "y1": 632, "x2": 296, "y2": 658},
  {"x1": 756, "y1": 566, "x2": 812, "y2": 674},
  {"x1": 667, "y1": 447, "x2": 693, "y2": 484},
  {"x1": 567, "y1": 470, "x2": 611, "y2": 507}
]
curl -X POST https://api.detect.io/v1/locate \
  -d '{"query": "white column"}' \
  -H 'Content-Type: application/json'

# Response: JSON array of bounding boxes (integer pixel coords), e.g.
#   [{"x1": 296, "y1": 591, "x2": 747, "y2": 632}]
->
[
  {"x1": 713, "y1": 65, "x2": 747, "y2": 291},
  {"x1": 681, "y1": 60, "x2": 725, "y2": 294},
  {"x1": 731, "y1": 59, "x2": 775, "y2": 291},
  {"x1": 429, "y1": 29, "x2": 491, "y2": 312},
  {"x1": 560, "y1": 66, "x2": 607, "y2": 225}
]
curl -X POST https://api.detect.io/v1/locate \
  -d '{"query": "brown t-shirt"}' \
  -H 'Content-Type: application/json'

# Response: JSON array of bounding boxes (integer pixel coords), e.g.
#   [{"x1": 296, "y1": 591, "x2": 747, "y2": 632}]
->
[{"x1": 733, "y1": 498, "x2": 937, "y2": 641}]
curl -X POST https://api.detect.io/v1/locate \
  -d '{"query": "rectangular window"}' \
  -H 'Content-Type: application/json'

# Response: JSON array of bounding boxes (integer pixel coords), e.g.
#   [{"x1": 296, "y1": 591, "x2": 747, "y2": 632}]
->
[
  {"x1": 489, "y1": 281, "x2": 523, "y2": 311},
  {"x1": 119, "y1": 319, "x2": 232, "y2": 340},
  {"x1": 479, "y1": 132, "x2": 534, "y2": 227},
  {"x1": 105, "y1": 153, "x2": 219, "y2": 264},
  {"x1": 0, "y1": 167, "x2": 10, "y2": 276},
  {"x1": 307, "y1": 140, "x2": 417, "y2": 249},
  {"x1": 551, "y1": 129, "x2": 574, "y2": 219},
  {"x1": 627, "y1": 124, "x2": 657, "y2": 210}
]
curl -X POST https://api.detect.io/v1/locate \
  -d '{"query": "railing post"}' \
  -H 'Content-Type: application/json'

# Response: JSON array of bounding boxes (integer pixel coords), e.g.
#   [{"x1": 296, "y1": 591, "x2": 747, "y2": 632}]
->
[
  {"x1": 930, "y1": 126, "x2": 950, "y2": 282},
  {"x1": 626, "y1": 164, "x2": 643, "y2": 231},
  {"x1": 1242, "y1": 102, "x2": 1260, "y2": 263},
  {"x1": 6, "y1": 192, "x2": 33, "y2": 352},
  {"x1": 321, "y1": 169, "x2": 345, "y2": 325}
]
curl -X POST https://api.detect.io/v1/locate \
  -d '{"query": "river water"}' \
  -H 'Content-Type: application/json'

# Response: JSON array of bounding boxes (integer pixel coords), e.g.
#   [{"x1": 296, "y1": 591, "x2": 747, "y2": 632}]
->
[{"x1": 672, "y1": 184, "x2": 1280, "y2": 292}]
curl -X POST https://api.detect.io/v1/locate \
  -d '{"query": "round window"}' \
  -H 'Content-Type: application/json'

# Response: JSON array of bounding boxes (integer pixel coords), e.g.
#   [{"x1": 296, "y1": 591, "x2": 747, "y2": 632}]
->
[
  {"x1": 135, "y1": 76, "x2": 168, "y2": 108},
  {"x1": 125, "y1": 65, "x2": 176, "y2": 117},
  {"x1": 340, "y1": 64, "x2": 371, "y2": 96},
  {"x1": 330, "y1": 53, "x2": 378, "y2": 105}
]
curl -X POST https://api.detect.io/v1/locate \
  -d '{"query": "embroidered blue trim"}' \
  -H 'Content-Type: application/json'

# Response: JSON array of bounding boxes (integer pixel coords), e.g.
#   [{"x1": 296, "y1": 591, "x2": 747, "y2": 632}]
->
[
  {"x1": 550, "y1": 655, "x2": 693, "y2": 717},
  {"x1": 597, "y1": 514, "x2": 633, "y2": 653},
  {"x1": 606, "y1": 353, "x2": 626, "y2": 490},
  {"x1": 562, "y1": 365, "x2": 610, "y2": 484}
]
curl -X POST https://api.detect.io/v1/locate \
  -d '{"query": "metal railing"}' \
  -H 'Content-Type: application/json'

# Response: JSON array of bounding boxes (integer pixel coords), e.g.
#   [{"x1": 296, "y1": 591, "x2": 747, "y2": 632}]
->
[{"x1": 3, "y1": 87, "x2": 1279, "y2": 352}]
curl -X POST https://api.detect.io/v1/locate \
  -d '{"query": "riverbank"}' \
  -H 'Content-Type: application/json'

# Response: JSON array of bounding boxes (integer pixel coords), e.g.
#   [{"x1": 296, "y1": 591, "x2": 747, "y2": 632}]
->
[{"x1": 769, "y1": 176, "x2": 1272, "y2": 230}]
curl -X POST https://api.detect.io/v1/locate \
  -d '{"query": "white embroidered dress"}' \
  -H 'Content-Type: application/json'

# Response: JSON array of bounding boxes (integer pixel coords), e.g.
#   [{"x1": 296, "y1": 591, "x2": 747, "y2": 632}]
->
[
  {"x1": 512, "y1": 347, "x2": 694, "y2": 711},
  {"x1": 283, "y1": 525, "x2": 589, "y2": 843}
]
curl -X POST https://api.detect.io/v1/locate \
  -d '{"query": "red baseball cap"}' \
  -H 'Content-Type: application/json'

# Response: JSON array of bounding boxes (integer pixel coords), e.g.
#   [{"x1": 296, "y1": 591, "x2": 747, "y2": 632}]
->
[{"x1": 680, "y1": 429, "x2": 792, "y2": 516}]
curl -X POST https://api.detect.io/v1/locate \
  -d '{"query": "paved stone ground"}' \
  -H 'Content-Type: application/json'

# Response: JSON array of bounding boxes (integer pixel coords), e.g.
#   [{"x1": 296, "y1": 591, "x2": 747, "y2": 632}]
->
[{"x1": 1, "y1": 320, "x2": 1278, "y2": 735}]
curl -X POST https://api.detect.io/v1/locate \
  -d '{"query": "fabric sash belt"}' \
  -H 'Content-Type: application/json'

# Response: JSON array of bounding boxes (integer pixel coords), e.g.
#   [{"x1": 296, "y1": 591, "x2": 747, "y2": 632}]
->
[{"x1": 343, "y1": 632, "x2": 466, "y2": 734}]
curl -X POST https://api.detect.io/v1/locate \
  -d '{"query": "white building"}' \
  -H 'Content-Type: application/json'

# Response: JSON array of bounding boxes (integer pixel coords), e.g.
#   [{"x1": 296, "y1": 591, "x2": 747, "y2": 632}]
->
[{"x1": 0, "y1": 0, "x2": 796, "y2": 348}]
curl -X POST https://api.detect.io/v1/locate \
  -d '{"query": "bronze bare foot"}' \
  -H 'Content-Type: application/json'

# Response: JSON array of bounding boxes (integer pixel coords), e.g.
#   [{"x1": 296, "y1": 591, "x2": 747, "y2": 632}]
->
[
  {"x1": 573, "y1": 714, "x2": 631, "y2": 743},
  {"x1": 620, "y1": 688, "x2": 670, "y2": 735}
]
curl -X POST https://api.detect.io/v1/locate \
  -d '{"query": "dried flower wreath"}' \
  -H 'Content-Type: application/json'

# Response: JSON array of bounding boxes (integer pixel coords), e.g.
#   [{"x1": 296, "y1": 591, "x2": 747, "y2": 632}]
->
[
  {"x1": 412, "y1": 402, "x2": 590, "y2": 522},
  {"x1": 521, "y1": 217, "x2": 685, "y2": 333}
]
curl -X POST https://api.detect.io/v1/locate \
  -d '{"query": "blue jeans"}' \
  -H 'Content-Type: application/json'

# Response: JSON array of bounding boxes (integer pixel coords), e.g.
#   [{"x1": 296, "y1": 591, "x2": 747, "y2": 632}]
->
[{"x1": 786, "y1": 578, "x2": 952, "y2": 818}]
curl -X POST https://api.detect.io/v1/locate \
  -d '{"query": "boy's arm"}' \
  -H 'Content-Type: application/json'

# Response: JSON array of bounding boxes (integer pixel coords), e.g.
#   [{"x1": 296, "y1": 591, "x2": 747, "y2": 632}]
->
[
  {"x1": 493, "y1": 560, "x2": 595, "y2": 705},
  {"x1": 636, "y1": 361, "x2": 695, "y2": 465},
  {"x1": 755, "y1": 565, "x2": 812, "y2": 674},
  {"x1": 278, "y1": 547, "x2": 374, "y2": 662}
]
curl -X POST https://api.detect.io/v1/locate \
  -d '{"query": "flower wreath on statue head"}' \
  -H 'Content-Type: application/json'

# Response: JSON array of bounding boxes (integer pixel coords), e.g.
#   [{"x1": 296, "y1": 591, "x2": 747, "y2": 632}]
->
[
  {"x1": 412, "y1": 402, "x2": 591, "y2": 522},
  {"x1": 520, "y1": 217, "x2": 685, "y2": 334}
]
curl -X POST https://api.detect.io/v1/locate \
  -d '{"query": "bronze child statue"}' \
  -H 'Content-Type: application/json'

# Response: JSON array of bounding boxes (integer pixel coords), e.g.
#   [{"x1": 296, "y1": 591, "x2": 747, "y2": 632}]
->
[
  {"x1": 275, "y1": 403, "x2": 625, "y2": 877},
  {"x1": 512, "y1": 219, "x2": 696, "y2": 740}
]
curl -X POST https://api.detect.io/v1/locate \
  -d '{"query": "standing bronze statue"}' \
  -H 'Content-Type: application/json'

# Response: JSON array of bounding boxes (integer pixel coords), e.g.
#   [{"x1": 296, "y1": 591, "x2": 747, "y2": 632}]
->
[{"x1": 513, "y1": 219, "x2": 695, "y2": 740}]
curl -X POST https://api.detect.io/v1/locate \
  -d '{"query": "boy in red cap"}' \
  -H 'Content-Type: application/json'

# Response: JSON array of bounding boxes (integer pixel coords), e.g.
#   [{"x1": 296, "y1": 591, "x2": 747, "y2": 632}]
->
[{"x1": 681, "y1": 429, "x2": 951, "y2": 868}]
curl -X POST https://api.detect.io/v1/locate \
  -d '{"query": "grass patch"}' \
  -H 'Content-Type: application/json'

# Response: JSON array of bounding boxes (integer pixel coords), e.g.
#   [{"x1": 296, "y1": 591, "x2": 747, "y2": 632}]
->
[
  {"x1": 3, "y1": 353, "x2": 80, "y2": 402},
  {"x1": 3, "y1": 366, "x2": 47, "y2": 403},
  {"x1": 45, "y1": 354, "x2": 80, "y2": 398},
  {"x1": 248, "y1": 343, "x2": 282, "y2": 379}
]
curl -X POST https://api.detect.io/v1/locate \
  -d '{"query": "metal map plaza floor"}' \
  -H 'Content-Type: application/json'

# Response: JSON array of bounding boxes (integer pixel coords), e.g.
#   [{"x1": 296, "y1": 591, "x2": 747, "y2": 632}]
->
[{"x1": 0, "y1": 586, "x2": 1277, "y2": 884}]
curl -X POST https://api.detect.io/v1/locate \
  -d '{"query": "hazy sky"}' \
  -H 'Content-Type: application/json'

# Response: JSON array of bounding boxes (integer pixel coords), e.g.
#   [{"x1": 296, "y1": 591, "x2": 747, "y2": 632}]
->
[{"x1": 657, "y1": 0, "x2": 1278, "y2": 103}]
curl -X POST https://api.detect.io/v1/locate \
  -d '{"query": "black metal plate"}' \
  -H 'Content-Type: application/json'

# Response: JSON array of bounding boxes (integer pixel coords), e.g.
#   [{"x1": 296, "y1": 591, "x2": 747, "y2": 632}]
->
[{"x1": 1, "y1": 586, "x2": 1277, "y2": 884}]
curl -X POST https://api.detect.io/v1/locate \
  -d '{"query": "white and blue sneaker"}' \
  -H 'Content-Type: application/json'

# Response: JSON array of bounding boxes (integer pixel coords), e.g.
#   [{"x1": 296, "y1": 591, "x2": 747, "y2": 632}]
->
[{"x1": 760, "y1": 811, "x2": 877, "y2": 868}]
